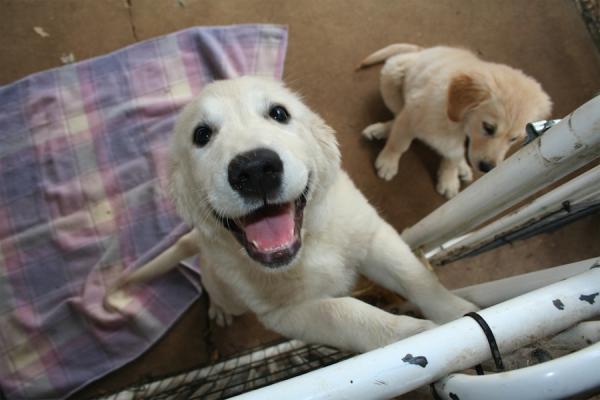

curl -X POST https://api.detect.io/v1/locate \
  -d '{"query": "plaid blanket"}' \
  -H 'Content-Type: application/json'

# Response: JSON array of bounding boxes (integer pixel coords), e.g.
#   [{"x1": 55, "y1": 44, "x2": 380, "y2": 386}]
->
[{"x1": 0, "y1": 24, "x2": 288, "y2": 399}]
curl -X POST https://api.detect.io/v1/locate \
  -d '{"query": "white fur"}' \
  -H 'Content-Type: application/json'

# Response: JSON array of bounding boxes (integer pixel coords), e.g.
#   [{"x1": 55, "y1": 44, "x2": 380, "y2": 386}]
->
[{"x1": 107, "y1": 76, "x2": 478, "y2": 353}]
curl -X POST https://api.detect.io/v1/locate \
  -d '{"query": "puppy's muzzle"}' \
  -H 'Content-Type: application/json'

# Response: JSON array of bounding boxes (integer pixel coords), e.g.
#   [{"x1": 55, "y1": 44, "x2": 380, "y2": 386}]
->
[
  {"x1": 228, "y1": 148, "x2": 283, "y2": 199},
  {"x1": 478, "y1": 160, "x2": 495, "y2": 173}
]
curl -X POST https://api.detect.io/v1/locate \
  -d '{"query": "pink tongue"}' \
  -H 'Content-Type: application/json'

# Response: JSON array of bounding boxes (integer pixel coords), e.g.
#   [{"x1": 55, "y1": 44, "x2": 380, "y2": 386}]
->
[{"x1": 243, "y1": 206, "x2": 295, "y2": 252}]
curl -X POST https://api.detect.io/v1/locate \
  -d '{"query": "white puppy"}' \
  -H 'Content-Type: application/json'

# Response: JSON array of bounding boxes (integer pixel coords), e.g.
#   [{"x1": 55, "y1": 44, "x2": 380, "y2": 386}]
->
[{"x1": 108, "y1": 76, "x2": 477, "y2": 353}]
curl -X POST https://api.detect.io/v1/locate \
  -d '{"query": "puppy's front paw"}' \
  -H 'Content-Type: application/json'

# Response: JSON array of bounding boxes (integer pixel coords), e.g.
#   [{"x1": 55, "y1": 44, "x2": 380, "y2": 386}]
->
[
  {"x1": 209, "y1": 302, "x2": 233, "y2": 327},
  {"x1": 458, "y1": 166, "x2": 473, "y2": 183},
  {"x1": 427, "y1": 296, "x2": 480, "y2": 324},
  {"x1": 436, "y1": 175, "x2": 460, "y2": 198},
  {"x1": 104, "y1": 288, "x2": 130, "y2": 311},
  {"x1": 362, "y1": 122, "x2": 389, "y2": 140},
  {"x1": 375, "y1": 152, "x2": 399, "y2": 181}
]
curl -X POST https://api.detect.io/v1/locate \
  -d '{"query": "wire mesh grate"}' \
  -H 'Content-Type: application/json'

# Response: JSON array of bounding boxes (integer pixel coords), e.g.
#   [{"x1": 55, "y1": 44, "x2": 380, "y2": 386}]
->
[{"x1": 99, "y1": 340, "x2": 352, "y2": 400}]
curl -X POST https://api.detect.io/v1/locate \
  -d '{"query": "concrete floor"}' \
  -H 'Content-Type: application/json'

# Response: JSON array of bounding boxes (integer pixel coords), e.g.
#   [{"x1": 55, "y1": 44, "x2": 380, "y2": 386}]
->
[{"x1": 2, "y1": 0, "x2": 599, "y2": 398}]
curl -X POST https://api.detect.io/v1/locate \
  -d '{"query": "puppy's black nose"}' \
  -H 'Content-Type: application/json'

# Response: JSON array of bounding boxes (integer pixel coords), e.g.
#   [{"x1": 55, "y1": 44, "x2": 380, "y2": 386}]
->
[
  {"x1": 228, "y1": 148, "x2": 283, "y2": 199},
  {"x1": 478, "y1": 160, "x2": 495, "y2": 173}
]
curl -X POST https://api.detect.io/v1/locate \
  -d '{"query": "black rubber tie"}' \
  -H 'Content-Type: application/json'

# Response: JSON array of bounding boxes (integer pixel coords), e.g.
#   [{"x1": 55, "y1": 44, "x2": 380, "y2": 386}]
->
[
  {"x1": 429, "y1": 312, "x2": 506, "y2": 397},
  {"x1": 465, "y1": 311, "x2": 505, "y2": 373},
  {"x1": 430, "y1": 383, "x2": 443, "y2": 399}
]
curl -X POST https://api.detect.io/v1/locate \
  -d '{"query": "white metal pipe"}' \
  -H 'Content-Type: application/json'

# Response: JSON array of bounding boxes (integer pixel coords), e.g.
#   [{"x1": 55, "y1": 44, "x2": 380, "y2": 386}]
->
[
  {"x1": 233, "y1": 266, "x2": 600, "y2": 400},
  {"x1": 402, "y1": 95, "x2": 600, "y2": 253},
  {"x1": 550, "y1": 321, "x2": 600, "y2": 348},
  {"x1": 453, "y1": 257, "x2": 600, "y2": 308},
  {"x1": 429, "y1": 164, "x2": 600, "y2": 265},
  {"x1": 433, "y1": 342, "x2": 600, "y2": 400}
]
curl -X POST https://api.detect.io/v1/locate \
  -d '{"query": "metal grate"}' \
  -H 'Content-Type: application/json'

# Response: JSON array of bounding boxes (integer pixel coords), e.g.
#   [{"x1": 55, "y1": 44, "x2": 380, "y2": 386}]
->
[{"x1": 99, "y1": 340, "x2": 352, "y2": 400}]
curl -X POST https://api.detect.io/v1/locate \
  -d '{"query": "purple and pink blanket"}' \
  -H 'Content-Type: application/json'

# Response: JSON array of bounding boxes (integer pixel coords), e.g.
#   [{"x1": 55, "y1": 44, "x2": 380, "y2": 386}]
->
[{"x1": 0, "y1": 24, "x2": 288, "y2": 399}]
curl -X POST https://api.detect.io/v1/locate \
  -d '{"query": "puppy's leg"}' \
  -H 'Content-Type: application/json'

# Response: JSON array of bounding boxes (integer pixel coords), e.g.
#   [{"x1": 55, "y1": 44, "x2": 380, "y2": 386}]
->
[
  {"x1": 360, "y1": 221, "x2": 478, "y2": 324},
  {"x1": 259, "y1": 297, "x2": 436, "y2": 353},
  {"x1": 105, "y1": 229, "x2": 201, "y2": 308},
  {"x1": 374, "y1": 111, "x2": 413, "y2": 181},
  {"x1": 201, "y1": 263, "x2": 246, "y2": 327},
  {"x1": 362, "y1": 120, "x2": 392, "y2": 140},
  {"x1": 457, "y1": 157, "x2": 473, "y2": 183},
  {"x1": 436, "y1": 157, "x2": 462, "y2": 198}
]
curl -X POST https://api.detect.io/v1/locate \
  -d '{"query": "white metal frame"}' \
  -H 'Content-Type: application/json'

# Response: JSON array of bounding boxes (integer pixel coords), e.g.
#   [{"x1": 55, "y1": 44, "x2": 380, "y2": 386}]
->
[
  {"x1": 428, "y1": 163, "x2": 600, "y2": 265},
  {"x1": 234, "y1": 265, "x2": 600, "y2": 399},
  {"x1": 434, "y1": 341, "x2": 600, "y2": 400},
  {"x1": 234, "y1": 95, "x2": 600, "y2": 399},
  {"x1": 453, "y1": 258, "x2": 599, "y2": 307}
]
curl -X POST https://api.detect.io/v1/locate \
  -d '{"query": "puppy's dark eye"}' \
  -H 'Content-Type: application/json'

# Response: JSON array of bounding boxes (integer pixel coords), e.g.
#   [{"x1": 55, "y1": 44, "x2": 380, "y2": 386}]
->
[
  {"x1": 482, "y1": 122, "x2": 496, "y2": 136},
  {"x1": 268, "y1": 105, "x2": 290, "y2": 123},
  {"x1": 192, "y1": 124, "x2": 213, "y2": 147}
]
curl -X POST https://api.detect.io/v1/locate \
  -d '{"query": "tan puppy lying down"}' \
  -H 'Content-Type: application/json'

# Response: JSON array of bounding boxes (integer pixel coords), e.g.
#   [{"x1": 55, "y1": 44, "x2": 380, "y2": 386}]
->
[
  {"x1": 106, "y1": 77, "x2": 477, "y2": 353},
  {"x1": 360, "y1": 44, "x2": 552, "y2": 198}
]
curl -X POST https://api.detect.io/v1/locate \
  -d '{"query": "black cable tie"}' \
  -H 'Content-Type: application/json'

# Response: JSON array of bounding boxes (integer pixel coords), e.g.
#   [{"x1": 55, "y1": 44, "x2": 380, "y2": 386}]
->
[
  {"x1": 465, "y1": 311, "x2": 505, "y2": 373},
  {"x1": 430, "y1": 382, "x2": 443, "y2": 399},
  {"x1": 429, "y1": 312, "x2": 506, "y2": 397}
]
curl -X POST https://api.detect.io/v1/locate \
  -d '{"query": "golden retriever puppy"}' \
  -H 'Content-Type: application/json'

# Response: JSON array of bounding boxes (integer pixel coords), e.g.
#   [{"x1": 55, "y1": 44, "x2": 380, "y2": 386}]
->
[
  {"x1": 360, "y1": 44, "x2": 552, "y2": 198},
  {"x1": 106, "y1": 76, "x2": 478, "y2": 353}
]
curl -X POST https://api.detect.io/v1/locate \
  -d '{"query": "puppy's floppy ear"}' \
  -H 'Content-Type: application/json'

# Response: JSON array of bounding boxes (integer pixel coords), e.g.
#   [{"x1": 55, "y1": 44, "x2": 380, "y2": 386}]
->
[
  {"x1": 168, "y1": 156, "x2": 196, "y2": 225},
  {"x1": 447, "y1": 74, "x2": 490, "y2": 122}
]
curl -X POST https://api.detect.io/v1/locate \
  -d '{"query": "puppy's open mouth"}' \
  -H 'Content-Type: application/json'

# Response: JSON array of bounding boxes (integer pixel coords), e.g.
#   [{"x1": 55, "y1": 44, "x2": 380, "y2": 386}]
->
[{"x1": 221, "y1": 188, "x2": 308, "y2": 268}]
